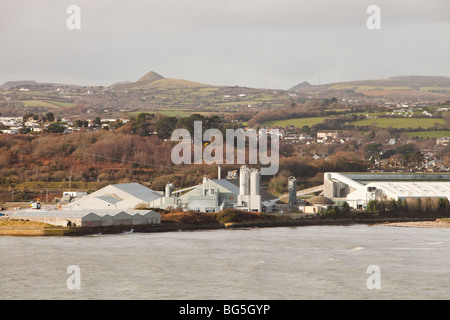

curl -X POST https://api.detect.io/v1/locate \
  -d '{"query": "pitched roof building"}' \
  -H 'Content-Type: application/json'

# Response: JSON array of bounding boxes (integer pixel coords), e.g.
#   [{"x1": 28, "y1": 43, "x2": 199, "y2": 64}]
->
[{"x1": 64, "y1": 183, "x2": 163, "y2": 210}]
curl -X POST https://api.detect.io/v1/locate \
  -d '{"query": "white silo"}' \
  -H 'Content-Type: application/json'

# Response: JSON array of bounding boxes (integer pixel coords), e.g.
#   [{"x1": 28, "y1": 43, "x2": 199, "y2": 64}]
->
[
  {"x1": 239, "y1": 165, "x2": 249, "y2": 196},
  {"x1": 288, "y1": 176, "x2": 297, "y2": 206},
  {"x1": 250, "y1": 168, "x2": 260, "y2": 196},
  {"x1": 165, "y1": 183, "x2": 173, "y2": 198},
  {"x1": 203, "y1": 176, "x2": 208, "y2": 196}
]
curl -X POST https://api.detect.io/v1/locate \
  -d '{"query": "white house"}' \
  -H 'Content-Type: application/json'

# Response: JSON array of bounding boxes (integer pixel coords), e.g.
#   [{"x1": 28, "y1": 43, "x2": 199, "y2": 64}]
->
[
  {"x1": 317, "y1": 130, "x2": 338, "y2": 140},
  {"x1": 436, "y1": 137, "x2": 450, "y2": 146}
]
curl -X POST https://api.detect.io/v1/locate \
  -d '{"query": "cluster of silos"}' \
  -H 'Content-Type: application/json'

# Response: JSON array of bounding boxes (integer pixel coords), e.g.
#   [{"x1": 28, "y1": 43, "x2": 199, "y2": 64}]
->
[
  {"x1": 239, "y1": 166, "x2": 260, "y2": 196},
  {"x1": 238, "y1": 165, "x2": 261, "y2": 212}
]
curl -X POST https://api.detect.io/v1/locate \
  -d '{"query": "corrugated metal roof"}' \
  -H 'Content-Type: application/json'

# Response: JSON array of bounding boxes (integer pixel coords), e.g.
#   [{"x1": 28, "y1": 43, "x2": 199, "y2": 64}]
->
[
  {"x1": 123, "y1": 209, "x2": 160, "y2": 216},
  {"x1": 368, "y1": 181, "x2": 450, "y2": 199},
  {"x1": 10, "y1": 209, "x2": 160, "y2": 218},
  {"x1": 211, "y1": 179, "x2": 240, "y2": 195},
  {"x1": 64, "y1": 183, "x2": 163, "y2": 210},
  {"x1": 110, "y1": 183, "x2": 162, "y2": 202},
  {"x1": 95, "y1": 195, "x2": 121, "y2": 204},
  {"x1": 10, "y1": 210, "x2": 100, "y2": 218}
]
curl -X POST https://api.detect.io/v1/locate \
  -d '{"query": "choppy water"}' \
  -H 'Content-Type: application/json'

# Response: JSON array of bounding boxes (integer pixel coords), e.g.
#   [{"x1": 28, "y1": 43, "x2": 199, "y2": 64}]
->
[{"x1": 0, "y1": 224, "x2": 449, "y2": 300}]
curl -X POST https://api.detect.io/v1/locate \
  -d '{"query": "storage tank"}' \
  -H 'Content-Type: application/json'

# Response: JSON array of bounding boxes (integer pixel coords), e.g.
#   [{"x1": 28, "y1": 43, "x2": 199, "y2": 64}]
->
[
  {"x1": 250, "y1": 169, "x2": 260, "y2": 196},
  {"x1": 288, "y1": 176, "x2": 297, "y2": 206},
  {"x1": 203, "y1": 176, "x2": 208, "y2": 195},
  {"x1": 239, "y1": 165, "x2": 249, "y2": 196},
  {"x1": 165, "y1": 183, "x2": 173, "y2": 198}
]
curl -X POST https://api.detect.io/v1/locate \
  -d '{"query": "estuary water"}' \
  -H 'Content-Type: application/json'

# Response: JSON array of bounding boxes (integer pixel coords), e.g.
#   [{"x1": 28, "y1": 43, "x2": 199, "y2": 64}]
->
[{"x1": 0, "y1": 224, "x2": 449, "y2": 300}]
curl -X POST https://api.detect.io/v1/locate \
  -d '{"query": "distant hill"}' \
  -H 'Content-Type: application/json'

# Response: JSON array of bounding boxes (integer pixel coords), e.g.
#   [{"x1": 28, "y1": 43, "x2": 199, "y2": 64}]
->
[
  {"x1": 290, "y1": 75, "x2": 450, "y2": 91},
  {"x1": 111, "y1": 71, "x2": 209, "y2": 90},
  {"x1": 288, "y1": 81, "x2": 311, "y2": 91},
  {"x1": 289, "y1": 75, "x2": 450, "y2": 102},
  {"x1": 325, "y1": 75, "x2": 450, "y2": 89},
  {"x1": 1, "y1": 80, "x2": 80, "y2": 89},
  {"x1": 1, "y1": 80, "x2": 39, "y2": 88},
  {"x1": 110, "y1": 81, "x2": 132, "y2": 86},
  {"x1": 137, "y1": 71, "x2": 164, "y2": 83}
]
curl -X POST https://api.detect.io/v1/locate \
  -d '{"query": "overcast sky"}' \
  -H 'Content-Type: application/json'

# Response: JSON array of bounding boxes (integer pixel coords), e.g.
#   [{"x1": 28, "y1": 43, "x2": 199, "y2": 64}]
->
[{"x1": 0, "y1": 0, "x2": 449, "y2": 89}]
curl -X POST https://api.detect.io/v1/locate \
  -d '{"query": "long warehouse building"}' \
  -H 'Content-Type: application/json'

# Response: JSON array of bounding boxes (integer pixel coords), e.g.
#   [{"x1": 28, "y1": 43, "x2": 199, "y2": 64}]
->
[
  {"x1": 8, "y1": 209, "x2": 161, "y2": 227},
  {"x1": 322, "y1": 172, "x2": 450, "y2": 209}
]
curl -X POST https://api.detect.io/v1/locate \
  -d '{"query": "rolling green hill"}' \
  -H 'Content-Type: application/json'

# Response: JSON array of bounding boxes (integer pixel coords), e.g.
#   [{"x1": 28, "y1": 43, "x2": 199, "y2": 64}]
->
[
  {"x1": 290, "y1": 75, "x2": 450, "y2": 101},
  {"x1": 2, "y1": 72, "x2": 450, "y2": 121}
]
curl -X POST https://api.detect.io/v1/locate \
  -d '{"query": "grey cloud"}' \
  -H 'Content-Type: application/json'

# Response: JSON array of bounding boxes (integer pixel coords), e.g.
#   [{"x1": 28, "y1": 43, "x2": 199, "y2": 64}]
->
[{"x1": 0, "y1": 0, "x2": 448, "y2": 88}]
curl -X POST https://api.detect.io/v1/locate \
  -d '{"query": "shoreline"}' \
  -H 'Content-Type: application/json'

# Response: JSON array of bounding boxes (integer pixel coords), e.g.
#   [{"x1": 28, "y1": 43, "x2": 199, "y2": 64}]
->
[
  {"x1": 1, "y1": 217, "x2": 447, "y2": 236},
  {"x1": 377, "y1": 218, "x2": 450, "y2": 229}
]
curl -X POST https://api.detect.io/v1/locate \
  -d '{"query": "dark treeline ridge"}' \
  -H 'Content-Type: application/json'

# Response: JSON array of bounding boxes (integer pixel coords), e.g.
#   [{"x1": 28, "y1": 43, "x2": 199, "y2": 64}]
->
[{"x1": 0, "y1": 125, "x2": 367, "y2": 201}]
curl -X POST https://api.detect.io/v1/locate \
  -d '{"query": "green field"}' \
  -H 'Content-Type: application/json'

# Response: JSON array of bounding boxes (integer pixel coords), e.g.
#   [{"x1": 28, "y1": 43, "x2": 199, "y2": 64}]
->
[
  {"x1": 419, "y1": 87, "x2": 450, "y2": 92},
  {"x1": 22, "y1": 100, "x2": 75, "y2": 108},
  {"x1": 23, "y1": 100, "x2": 59, "y2": 108},
  {"x1": 405, "y1": 130, "x2": 450, "y2": 138},
  {"x1": 49, "y1": 101, "x2": 75, "y2": 107},
  {"x1": 350, "y1": 117, "x2": 446, "y2": 129},
  {"x1": 262, "y1": 117, "x2": 329, "y2": 128},
  {"x1": 260, "y1": 114, "x2": 448, "y2": 131},
  {"x1": 128, "y1": 110, "x2": 215, "y2": 117},
  {"x1": 156, "y1": 110, "x2": 215, "y2": 117}
]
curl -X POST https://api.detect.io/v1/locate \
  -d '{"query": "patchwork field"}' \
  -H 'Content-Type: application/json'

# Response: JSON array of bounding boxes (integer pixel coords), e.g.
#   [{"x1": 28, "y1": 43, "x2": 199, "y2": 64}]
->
[
  {"x1": 262, "y1": 117, "x2": 329, "y2": 128},
  {"x1": 22, "y1": 100, "x2": 75, "y2": 109},
  {"x1": 405, "y1": 130, "x2": 450, "y2": 138},
  {"x1": 349, "y1": 117, "x2": 446, "y2": 129}
]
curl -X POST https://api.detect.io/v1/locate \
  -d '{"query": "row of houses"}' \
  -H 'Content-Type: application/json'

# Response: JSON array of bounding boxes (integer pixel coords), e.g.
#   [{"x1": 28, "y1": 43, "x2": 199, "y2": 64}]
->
[
  {"x1": 0, "y1": 116, "x2": 129, "y2": 135},
  {"x1": 263, "y1": 127, "x2": 342, "y2": 145}
]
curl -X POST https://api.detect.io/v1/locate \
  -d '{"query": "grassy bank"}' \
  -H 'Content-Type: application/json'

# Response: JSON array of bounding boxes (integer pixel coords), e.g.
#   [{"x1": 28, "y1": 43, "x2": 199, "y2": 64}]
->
[
  {"x1": 2, "y1": 209, "x2": 448, "y2": 236},
  {"x1": 0, "y1": 220, "x2": 73, "y2": 236}
]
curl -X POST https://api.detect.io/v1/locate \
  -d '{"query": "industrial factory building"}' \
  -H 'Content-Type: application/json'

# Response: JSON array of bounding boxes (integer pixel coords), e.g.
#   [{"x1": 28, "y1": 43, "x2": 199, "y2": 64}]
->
[
  {"x1": 9, "y1": 167, "x2": 276, "y2": 229},
  {"x1": 8, "y1": 209, "x2": 161, "y2": 227},
  {"x1": 65, "y1": 183, "x2": 163, "y2": 210},
  {"x1": 321, "y1": 172, "x2": 450, "y2": 209},
  {"x1": 148, "y1": 165, "x2": 278, "y2": 213},
  {"x1": 179, "y1": 177, "x2": 241, "y2": 212}
]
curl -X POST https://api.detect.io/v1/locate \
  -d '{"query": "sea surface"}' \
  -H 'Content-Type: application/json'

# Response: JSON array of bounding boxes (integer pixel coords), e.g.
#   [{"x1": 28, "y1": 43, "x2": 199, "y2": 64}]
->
[{"x1": 0, "y1": 224, "x2": 449, "y2": 300}]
